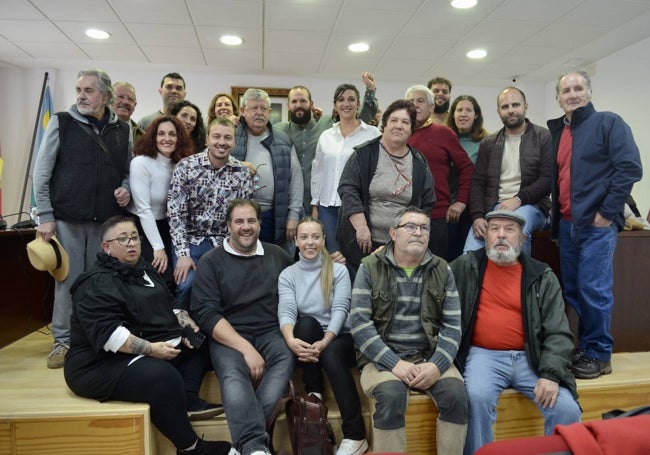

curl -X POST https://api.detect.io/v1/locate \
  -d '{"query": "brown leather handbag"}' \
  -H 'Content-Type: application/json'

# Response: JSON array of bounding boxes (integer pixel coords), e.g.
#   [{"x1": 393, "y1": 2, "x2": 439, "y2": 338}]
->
[{"x1": 267, "y1": 380, "x2": 336, "y2": 455}]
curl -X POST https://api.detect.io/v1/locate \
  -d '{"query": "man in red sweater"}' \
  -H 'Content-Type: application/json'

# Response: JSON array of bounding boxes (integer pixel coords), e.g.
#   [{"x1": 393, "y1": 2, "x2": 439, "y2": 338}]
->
[{"x1": 405, "y1": 85, "x2": 474, "y2": 259}]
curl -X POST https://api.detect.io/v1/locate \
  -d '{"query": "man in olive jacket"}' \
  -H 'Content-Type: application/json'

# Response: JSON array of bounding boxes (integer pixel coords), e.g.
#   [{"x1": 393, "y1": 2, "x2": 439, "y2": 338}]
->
[{"x1": 451, "y1": 209, "x2": 580, "y2": 455}]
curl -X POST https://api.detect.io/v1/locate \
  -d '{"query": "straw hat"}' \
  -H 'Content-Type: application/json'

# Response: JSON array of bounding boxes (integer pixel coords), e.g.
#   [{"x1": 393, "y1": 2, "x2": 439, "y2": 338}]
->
[{"x1": 26, "y1": 233, "x2": 69, "y2": 281}]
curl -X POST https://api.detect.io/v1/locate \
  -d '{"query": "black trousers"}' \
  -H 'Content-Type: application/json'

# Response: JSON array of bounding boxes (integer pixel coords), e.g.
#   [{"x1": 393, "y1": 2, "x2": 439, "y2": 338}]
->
[
  {"x1": 110, "y1": 344, "x2": 210, "y2": 449},
  {"x1": 293, "y1": 316, "x2": 366, "y2": 440}
]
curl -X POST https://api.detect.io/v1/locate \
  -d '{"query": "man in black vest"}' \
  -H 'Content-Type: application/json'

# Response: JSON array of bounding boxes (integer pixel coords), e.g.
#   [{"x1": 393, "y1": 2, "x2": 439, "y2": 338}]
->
[
  {"x1": 231, "y1": 88, "x2": 303, "y2": 254},
  {"x1": 34, "y1": 69, "x2": 131, "y2": 368}
]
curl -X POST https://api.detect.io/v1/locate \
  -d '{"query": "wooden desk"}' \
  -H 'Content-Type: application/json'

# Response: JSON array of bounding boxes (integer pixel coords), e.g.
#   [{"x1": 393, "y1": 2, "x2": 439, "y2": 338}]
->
[
  {"x1": 532, "y1": 230, "x2": 650, "y2": 352},
  {"x1": 0, "y1": 229, "x2": 53, "y2": 347}
]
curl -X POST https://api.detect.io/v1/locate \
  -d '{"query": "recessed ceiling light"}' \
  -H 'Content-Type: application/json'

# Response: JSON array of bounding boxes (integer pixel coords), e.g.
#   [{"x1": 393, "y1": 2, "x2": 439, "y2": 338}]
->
[
  {"x1": 467, "y1": 49, "x2": 487, "y2": 59},
  {"x1": 348, "y1": 42, "x2": 369, "y2": 53},
  {"x1": 86, "y1": 29, "x2": 110, "y2": 40},
  {"x1": 451, "y1": 0, "x2": 478, "y2": 8},
  {"x1": 221, "y1": 35, "x2": 243, "y2": 46}
]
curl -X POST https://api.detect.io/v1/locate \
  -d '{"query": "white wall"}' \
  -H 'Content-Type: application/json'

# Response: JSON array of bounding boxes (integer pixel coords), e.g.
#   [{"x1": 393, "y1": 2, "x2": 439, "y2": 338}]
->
[{"x1": 1, "y1": 42, "x2": 644, "y2": 219}]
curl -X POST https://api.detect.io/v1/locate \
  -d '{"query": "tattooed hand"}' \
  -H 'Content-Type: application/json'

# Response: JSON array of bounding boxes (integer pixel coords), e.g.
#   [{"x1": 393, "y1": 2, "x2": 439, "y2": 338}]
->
[{"x1": 176, "y1": 310, "x2": 199, "y2": 331}]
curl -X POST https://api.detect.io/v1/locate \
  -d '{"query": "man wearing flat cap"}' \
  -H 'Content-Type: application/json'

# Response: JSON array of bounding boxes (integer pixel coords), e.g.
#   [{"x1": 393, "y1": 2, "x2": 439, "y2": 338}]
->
[{"x1": 450, "y1": 209, "x2": 580, "y2": 454}]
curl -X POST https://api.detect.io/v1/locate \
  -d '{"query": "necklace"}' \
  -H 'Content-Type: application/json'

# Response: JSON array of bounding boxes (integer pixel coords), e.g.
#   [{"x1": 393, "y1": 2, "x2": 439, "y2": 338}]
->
[
  {"x1": 380, "y1": 142, "x2": 412, "y2": 196},
  {"x1": 380, "y1": 141, "x2": 409, "y2": 160}
]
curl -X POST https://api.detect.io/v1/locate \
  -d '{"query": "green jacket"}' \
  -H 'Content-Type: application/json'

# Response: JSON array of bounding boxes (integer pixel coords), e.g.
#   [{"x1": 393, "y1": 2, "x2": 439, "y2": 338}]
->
[
  {"x1": 450, "y1": 249, "x2": 578, "y2": 399},
  {"x1": 352, "y1": 243, "x2": 460, "y2": 373}
]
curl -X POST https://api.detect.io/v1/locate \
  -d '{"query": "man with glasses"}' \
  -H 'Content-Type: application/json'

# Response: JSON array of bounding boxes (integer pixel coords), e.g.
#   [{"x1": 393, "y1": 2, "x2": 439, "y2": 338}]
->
[
  {"x1": 33, "y1": 69, "x2": 132, "y2": 368},
  {"x1": 231, "y1": 88, "x2": 303, "y2": 254},
  {"x1": 168, "y1": 117, "x2": 253, "y2": 310},
  {"x1": 350, "y1": 206, "x2": 468, "y2": 454},
  {"x1": 451, "y1": 209, "x2": 580, "y2": 454}
]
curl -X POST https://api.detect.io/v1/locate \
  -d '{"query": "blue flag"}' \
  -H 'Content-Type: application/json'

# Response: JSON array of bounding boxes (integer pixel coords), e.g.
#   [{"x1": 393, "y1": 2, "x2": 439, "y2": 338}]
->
[{"x1": 30, "y1": 84, "x2": 53, "y2": 210}]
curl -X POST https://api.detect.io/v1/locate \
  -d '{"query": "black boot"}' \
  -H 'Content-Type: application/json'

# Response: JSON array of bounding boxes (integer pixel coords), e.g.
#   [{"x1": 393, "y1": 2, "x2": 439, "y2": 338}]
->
[{"x1": 177, "y1": 438, "x2": 232, "y2": 455}]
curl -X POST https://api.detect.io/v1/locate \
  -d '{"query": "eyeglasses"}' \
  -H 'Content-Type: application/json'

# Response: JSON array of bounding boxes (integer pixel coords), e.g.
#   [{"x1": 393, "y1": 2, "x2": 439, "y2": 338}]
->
[
  {"x1": 105, "y1": 234, "x2": 141, "y2": 246},
  {"x1": 252, "y1": 163, "x2": 267, "y2": 192},
  {"x1": 395, "y1": 223, "x2": 431, "y2": 234}
]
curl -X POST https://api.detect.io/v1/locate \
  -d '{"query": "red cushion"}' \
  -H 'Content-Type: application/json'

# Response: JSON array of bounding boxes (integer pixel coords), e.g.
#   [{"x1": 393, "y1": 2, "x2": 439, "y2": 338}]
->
[{"x1": 475, "y1": 435, "x2": 570, "y2": 455}]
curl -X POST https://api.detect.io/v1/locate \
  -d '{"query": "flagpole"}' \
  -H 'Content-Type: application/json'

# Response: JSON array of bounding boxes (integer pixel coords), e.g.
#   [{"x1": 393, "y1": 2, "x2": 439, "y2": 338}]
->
[{"x1": 19, "y1": 72, "x2": 49, "y2": 223}]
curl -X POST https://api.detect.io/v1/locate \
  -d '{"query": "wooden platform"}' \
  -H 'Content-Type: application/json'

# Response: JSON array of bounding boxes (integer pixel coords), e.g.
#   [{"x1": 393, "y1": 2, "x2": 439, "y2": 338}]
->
[
  {"x1": 2, "y1": 330, "x2": 650, "y2": 455},
  {"x1": 0, "y1": 330, "x2": 152, "y2": 454}
]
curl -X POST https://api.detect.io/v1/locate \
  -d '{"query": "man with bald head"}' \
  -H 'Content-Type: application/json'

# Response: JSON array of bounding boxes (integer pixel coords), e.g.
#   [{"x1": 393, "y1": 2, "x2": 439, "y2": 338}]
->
[
  {"x1": 548, "y1": 71, "x2": 642, "y2": 379},
  {"x1": 465, "y1": 86, "x2": 551, "y2": 255}
]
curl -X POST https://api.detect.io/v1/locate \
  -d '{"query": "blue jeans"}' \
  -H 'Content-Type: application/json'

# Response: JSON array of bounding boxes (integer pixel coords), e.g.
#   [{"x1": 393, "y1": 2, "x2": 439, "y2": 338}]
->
[
  {"x1": 210, "y1": 328, "x2": 295, "y2": 454},
  {"x1": 463, "y1": 346, "x2": 581, "y2": 455},
  {"x1": 464, "y1": 204, "x2": 546, "y2": 255},
  {"x1": 172, "y1": 238, "x2": 214, "y2": 310},
  {"x1": 559, "y1": 219, "x2": 617, "y2": 361},
  {"x1": 261, "y1": 208, "x2": 296, "y2": 257},
  {"x1": 318, "y1": 205, "x2": 341, "y2": 253}
]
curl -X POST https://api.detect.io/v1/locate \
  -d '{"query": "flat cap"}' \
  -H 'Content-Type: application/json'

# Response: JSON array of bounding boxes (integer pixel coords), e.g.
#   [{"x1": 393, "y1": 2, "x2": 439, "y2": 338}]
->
[{"x1": 485, "y1": 209, "x2": 526, "y2": 227}]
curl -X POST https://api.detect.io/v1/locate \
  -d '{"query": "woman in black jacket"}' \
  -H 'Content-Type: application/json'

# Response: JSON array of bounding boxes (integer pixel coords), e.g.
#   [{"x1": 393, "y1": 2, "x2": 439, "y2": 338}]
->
[
  {"x1": 63, "y1": 215, "x2": 229, "y2": 455},
  {"x1": 337, "y1": 99, "x2": 435, "y2": 271}
]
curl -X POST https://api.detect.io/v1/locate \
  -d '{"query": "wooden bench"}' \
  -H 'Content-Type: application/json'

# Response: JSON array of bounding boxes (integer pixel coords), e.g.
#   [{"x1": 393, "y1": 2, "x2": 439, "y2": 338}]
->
[
  {"x1": 3, "y1": 330, "x2": 650, "y2": 455},
  {"x1": 157, "y1": 352, "x2": 650, "y2": 454}
]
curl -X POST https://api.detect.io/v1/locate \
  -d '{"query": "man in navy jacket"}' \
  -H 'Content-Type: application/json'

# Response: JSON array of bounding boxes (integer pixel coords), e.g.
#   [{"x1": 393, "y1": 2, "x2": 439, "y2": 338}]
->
[{"x1": 547, "y1": 70, "x2": 642, "y2": 379}]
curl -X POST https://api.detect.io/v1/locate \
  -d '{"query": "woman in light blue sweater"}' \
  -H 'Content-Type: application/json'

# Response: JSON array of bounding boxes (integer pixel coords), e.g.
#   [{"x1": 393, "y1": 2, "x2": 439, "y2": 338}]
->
[{"x1": 278, "y1": 217, "x2": 368, "y2": 455}]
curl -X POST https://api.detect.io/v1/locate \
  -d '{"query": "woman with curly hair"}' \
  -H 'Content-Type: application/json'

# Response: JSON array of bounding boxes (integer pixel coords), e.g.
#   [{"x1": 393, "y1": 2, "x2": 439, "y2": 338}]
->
[{"x1": 128, "y1": 115, "x2": 193, "y2": 287}]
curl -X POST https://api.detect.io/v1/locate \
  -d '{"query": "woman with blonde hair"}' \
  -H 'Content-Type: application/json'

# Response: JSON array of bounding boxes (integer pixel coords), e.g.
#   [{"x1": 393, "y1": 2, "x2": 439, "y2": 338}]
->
[{"x1": 278, "y1": 217, "x2": 368, "y2": 455}]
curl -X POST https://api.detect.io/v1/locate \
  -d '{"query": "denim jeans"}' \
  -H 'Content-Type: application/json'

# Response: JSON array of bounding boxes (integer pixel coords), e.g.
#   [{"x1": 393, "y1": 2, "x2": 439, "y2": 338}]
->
[
  {"x1": 558, "y1": 219, "x2": 618, "y2": 361},
  {"x1": 210, "y1": 328, "x2": 295, "y2": 454},
  {"x1": 428, "y1": 217, "x2": 449, "y2": 260},
  {"x1": 318, "y1": 205, "x2": 341, "y2": 253},
  {"x1": 172, "y1": 238, "x2": 213, "y2": 310},
  {"x1": 260, "y1": 208, "x2": 296, "y2": 257},
  {"x1": 464, "y1": 204, "x2": 547, "y2": 255},
  {"x1": 259, "y1": 209, "x2": 275, "y2": 244},
  {"x1": 463, "y1": 346, "x2": 581, "y2": 455}
]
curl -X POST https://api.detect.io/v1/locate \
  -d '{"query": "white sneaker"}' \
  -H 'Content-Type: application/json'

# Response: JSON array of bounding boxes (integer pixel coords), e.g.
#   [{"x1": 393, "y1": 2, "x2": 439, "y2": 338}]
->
[
  {"x1": 336, "y1": 439, "x2": 368, "y2": 455},
  {"x1": 248, "y1": 450, "x2": 271, "y2": 455},
  {"x1": 308, "y1": 391, "x2": 323, "y2": 401}
]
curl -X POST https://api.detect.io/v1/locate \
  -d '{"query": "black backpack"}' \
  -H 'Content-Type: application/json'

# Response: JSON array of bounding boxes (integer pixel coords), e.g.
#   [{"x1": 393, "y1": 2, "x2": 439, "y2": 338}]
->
[{"x1": 267, "y1": 380, "x2": 336, "y2": 455}]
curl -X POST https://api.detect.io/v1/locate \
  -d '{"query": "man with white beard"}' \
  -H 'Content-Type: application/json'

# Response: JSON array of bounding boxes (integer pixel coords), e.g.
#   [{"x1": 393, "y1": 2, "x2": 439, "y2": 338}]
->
[
  {"x1": 34, "y1": 69, "x2": 132, "y2": 368},
  {"x1": 450, "y1": 209, "x2": 581, "y2": 454}
]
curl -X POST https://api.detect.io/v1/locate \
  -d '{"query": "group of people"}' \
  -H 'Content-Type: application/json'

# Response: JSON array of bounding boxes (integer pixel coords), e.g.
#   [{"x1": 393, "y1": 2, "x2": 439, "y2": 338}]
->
[{"x1": 31, "y1": 66, "x2": 641, "y2": 455}]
